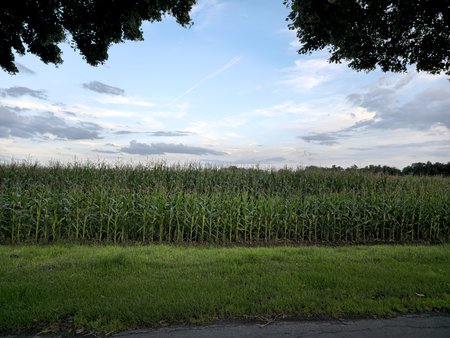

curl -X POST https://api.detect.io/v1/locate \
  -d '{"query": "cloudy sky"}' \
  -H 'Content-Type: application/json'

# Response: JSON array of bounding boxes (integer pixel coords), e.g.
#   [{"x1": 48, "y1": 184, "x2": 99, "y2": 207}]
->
[{"x1": 1, "y1": 0, "x2": 449, "y2": 169}]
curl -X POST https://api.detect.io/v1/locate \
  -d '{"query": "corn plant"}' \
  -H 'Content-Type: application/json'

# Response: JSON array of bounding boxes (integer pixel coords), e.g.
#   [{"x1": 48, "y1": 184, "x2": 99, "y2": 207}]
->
[{"x1": 0, "y1": 161, "x2": 449, "y2": 244}]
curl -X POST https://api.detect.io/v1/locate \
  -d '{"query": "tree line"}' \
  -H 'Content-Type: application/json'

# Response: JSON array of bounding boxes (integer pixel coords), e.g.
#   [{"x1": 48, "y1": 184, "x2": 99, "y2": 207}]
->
[{"x1": 304, "y1": 162, "x2": 450, "y2": 176}]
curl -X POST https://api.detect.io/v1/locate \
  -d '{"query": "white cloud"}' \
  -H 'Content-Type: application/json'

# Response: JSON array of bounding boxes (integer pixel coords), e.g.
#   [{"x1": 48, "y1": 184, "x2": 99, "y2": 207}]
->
[
  {"x1": 72, "y1": 104, "x2": 140, "y2": 118},
  {"x1": 92, "y1": 95, "x2": 155, "y2": 108},
  {"x1": 346, "y1": 73, "x2": 450, "y2": 131},
  {"x1": 120, "y1": 140, "x2": 226, "y2": 156},
  {"x1": 277, "y1": 58, "x2": 345, "y2": 91},
  {"x1": 1, "y1": 98, "x2": 139, "y2": 120},
  {"x1": 277, "y1": 27, "x2": 302, "y2": 50},
  {"x1": 141, "y1": 117, "x2": 165, "y2": 130},
  {"x1": 1, "y1": 98, "x2": 60, "y2": 113},
  {"x1": 248, "y1": 101, "x2": 310, "y2": 117},
  {"x1": 224, "y1": 131, "x2": 241, "y2": 138},
  {"x1": 289, "y1": 39, "x2": 302, "y2": 49},
  {"x1": 15, "y1": 62, "x2": 36, "y2": 75},
  {"x1": 82, "y1": 81, "x2": 125, "y2": 96}
]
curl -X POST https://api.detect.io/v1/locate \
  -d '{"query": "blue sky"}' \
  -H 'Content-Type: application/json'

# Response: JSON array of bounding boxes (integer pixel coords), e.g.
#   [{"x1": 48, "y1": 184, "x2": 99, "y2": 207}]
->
[{"x1": 1, "y1": 0, "x2": 449, "y2": 169}]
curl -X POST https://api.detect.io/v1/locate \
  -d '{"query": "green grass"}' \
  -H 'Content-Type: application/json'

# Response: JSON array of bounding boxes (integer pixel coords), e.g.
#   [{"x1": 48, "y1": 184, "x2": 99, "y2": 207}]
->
[{"x1": 1, "y1": 244, "x2": 449, "y2": 335}]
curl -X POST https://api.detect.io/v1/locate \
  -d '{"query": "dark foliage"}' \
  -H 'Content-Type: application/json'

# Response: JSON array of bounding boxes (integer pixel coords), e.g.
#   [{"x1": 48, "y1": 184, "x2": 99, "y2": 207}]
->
[
  {"x1": 0, "y1": 0, "x2": 195, "y2": 73},
  {"x1": 285, "y1": 0, "x2": 450, "y2": 76},
  {"x1": 304, "y1": 162, "x2": 450, "y2": 176},
  {"x1": 402, "y1": 161, "x2": 450, "y2": 176},
  {"x1": 359, "y1": 165, "x2": 402, "y2": 176}
]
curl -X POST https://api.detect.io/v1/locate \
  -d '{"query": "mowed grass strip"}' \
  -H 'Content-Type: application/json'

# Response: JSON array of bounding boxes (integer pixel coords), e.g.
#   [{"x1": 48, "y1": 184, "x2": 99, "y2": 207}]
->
[{"x1": 1, "y1": 244, "x2": 449, "y2": 334}]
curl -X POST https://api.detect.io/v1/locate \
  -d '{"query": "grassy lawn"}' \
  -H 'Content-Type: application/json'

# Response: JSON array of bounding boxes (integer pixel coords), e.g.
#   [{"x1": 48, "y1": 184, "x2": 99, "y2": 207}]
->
[{"x1": 1, "y1": 244, "x2": 449, "y2": 335}]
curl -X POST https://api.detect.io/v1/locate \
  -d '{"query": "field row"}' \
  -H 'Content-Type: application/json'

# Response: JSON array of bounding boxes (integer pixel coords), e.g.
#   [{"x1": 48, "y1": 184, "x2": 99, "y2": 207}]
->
[{"x1": 1, "y1": 163, "x2": 449, "y2": 243}]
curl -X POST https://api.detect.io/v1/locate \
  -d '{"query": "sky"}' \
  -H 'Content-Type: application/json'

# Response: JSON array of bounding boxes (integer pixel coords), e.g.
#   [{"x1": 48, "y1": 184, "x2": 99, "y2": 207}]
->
[{"x1": 1, "y1": 0, "x2": 449, "y2": 169}]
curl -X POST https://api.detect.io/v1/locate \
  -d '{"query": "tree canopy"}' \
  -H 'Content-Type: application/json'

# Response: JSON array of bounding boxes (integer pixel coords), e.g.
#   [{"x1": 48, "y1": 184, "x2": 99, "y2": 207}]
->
[
  {"x1": 2, "y1": 1, "x2": 450, "y2": 76},
  {"x1": 0, "y1": 0, "x2": 195, "y2": 74},
  {"x1": 285, "y1": 0, "x2": 450, "y2": 76}
]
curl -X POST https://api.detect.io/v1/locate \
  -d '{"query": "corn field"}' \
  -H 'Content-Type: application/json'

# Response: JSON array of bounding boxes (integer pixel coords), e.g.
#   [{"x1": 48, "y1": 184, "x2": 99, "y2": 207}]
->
[{"x1": 0, "y1": 162, "x2": 449, "y2": 244}]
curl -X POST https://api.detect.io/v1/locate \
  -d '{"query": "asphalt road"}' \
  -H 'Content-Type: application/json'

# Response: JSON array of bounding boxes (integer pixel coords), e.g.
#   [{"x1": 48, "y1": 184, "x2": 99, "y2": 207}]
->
[
  {"x1": 3, "y1": 314, "x2": 449, "y2": 337},
  {"x1": 112, "y1": 314, "x2": 450, "y2": 338}
]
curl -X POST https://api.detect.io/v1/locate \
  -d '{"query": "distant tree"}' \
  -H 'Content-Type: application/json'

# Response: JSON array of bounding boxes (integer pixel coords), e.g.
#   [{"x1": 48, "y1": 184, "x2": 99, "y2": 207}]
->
[
  {"x1": 360, "y1": 164, "x2": 401, "y2": 175},
  {"x1": 284, "y1": 0, "x2": 450, "y2": 76},
  {"x1": 304, "y1": 165, "x2": 322, "y2": 172},
  {"x1": 331, "y1": 164, "x2": 344, "y2": 171},
  {"x1": 402, "y1": 161, "x2": 450, "y2": 176},
  {"x1": 346, "y1": 165, "x2": 359, "y2": 171},
  {"x1": 0, "y1": 0, "x2": 195, "y2": 74}
]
